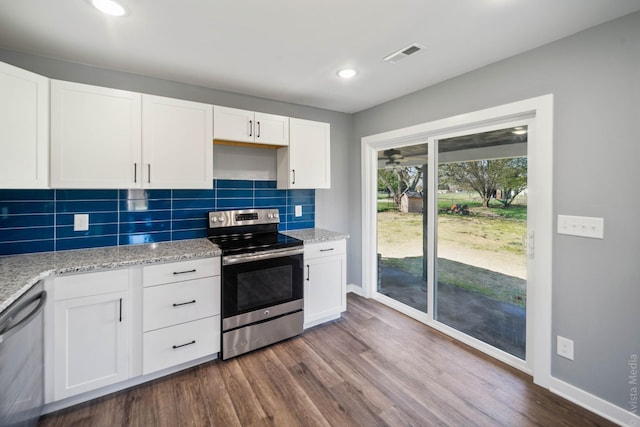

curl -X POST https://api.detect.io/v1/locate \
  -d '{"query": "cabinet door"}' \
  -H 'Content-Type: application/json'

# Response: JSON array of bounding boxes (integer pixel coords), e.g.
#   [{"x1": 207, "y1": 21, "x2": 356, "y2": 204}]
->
[
  {"x1": 54, "y1": 291, "x2": 129, "y2": 400},
  {"x1": 304, "y1": 253, "x2": 346, "y2": 327},
  {"x1": 0, "y1": 61, "x2": 49, "y2": 188},
  {"x1": 142, "y1": 95, "x2": 213, "y2": 189},
  {"x1": 254, "y1": 112, "x2": 289, "y2": 146},
  {"x1": 281, "y1": 118, "x2": 330, "y2": 189},
  {"x1": 50, "y1": 80, "x2": 142, "y2": 188},
  {"x1": 213, "y1": 106, "x2": 254, "y2": 143}
]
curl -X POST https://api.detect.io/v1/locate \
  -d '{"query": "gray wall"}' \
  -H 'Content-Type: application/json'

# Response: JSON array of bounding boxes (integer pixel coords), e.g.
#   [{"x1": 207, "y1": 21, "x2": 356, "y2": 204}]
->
[
  {"x1": 352, "y1": 11, "x2": 640, "y2": 412},
  {"x1": 0, "y1": 48, "x2": 353, "y2": 243}
]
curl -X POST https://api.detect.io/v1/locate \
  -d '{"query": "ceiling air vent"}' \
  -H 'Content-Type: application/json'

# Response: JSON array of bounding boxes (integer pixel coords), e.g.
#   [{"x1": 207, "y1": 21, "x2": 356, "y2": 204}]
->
[{"x1": 383, "y1": 43, "x2": 425, "y2": 64}]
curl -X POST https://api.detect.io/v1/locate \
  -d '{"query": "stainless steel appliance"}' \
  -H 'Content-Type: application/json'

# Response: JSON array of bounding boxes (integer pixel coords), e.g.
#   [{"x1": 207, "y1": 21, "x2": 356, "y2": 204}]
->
[
  {"x1": 0, "y1": 281, "x2": 46, "y2": 427},
  {"x1": 208, "y1": 208, "x2": 304, "y2": 360}
]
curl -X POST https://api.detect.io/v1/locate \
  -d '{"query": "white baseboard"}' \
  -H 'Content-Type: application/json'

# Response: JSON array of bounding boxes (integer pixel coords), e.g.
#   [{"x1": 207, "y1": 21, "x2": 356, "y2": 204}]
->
[
  {"x1": 347, "y1": 283, "x2": 364, "y2": 296},
  {"x1": 550, "y1": 377, "x2": 639, "y2": 426}
]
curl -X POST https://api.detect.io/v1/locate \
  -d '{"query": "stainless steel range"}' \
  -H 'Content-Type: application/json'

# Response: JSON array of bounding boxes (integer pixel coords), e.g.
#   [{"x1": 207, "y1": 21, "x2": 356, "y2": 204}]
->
[{"x1": 207, "y1": 208, "x2": 304, "y2": 360}]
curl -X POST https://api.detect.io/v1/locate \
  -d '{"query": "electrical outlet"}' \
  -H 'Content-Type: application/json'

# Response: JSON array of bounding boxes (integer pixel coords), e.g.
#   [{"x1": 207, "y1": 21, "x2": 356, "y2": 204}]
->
[
  {"x1": 295, "y1": 205, "x2": 302, "y2": 217},
  {"x1": 73, "y1": 214, "x2": 89, "y2": 232},
  {"x1": 557, "y1": 336, "x2": 574, "y2": 360}
]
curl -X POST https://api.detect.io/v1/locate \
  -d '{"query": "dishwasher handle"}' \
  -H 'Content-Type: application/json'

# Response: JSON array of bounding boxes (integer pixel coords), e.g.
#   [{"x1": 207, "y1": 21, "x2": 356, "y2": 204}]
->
[{"x1": 0, "y1": 289, "x2": 47, "y2": 344}]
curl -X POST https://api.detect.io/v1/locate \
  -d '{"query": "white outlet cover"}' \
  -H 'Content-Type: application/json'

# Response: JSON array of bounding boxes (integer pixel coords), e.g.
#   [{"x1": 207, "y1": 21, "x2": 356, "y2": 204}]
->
[
  {"x1": 73, "y1": 214, "x2": 89, "y2": 232},
  {"x1": 557, "y1": 335, "x2": 574, "y2": 360},
  {"x1": 295, "y1": 205, "x2": 303, "y2": 217}
]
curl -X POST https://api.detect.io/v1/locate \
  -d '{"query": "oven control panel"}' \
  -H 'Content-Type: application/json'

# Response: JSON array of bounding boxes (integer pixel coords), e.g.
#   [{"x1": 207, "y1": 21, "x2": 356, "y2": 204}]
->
[{"x1": 208, "y1": 208, "x2": 280, "y2": 228}]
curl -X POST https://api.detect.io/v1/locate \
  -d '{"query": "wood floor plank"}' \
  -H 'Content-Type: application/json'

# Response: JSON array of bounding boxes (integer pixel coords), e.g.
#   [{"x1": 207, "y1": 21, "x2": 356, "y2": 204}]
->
[{"x1": 39, "y1": 294, "x2": 618, "y2": 427}]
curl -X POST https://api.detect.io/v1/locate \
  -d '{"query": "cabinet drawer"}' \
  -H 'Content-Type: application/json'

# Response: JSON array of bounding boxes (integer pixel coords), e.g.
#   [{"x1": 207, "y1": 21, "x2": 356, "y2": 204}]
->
[
  {"x1": 143, "y1": 257, "x2": 220, "y2": 287},
  {"x1": 143, "y1": 276, "x2": 220, "y2": 331},
  {"x1": 143, "y1": 316, "x2": 220, "y2": 375},
  {"x1": 304, "y1": 239, "x2": 346, "y2": 259},
  {"x1": 55, "y1": 268, "x2": 129, "y2": 300}
]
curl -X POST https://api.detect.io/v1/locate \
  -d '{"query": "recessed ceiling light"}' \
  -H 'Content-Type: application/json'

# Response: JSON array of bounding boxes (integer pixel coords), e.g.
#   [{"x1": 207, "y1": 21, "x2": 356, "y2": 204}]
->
[
  {"x1": 337, "y1": 69, "x2": 357, "y2": 79},
  {"x1": 91, "y1": 0, "x2": 127, "y2": 16}
]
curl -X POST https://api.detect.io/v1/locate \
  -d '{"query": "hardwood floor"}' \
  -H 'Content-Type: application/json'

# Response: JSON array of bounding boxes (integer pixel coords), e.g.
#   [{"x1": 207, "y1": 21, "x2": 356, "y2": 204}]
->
[{"x1": 39, "y1": 294, "x2": 616, "y2": 426}]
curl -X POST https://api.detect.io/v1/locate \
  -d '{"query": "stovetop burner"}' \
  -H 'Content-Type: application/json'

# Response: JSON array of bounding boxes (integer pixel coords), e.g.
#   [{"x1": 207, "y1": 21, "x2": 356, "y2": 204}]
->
[
  {"x1": 207, "y1": 208, "x2": 302, "y2": 255},
  {"x1": 210, "y1": 232, "x2": 302, "y2": 255}
]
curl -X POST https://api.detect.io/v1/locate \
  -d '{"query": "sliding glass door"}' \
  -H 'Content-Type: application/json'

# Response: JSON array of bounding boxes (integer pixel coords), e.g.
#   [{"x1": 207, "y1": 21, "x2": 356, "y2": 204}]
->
[
  {"x1": 375, "y1": 125, "x2": 529, "y2": 361},
  {"x1": 434, "y1": 127, "x2": 528, "y2": 359},
  {"x1": 376, "y1": 145, "x2": 428, "y2": 314}
]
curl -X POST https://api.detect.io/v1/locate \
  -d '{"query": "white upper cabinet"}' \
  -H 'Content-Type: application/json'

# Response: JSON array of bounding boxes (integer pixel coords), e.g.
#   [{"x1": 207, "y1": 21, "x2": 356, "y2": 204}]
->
[
  {"x1": 142, "y1": 95, "x2": 213, "y2": 189},
  {"x1": 0, "y1": 61, "x2": 49, "y2": 188},
  {"x1": 50, "y1": 80, "x2": 213, "y2": 189},
  {"x1": 277, "y1": 118, "x2": 330, "y2": 189},
  {"x1": 213, "y1": 105, "x2": 289, "y2": 146},
  {"x1": 50, "y1": 80, "x2": 142, "y2": 189}
]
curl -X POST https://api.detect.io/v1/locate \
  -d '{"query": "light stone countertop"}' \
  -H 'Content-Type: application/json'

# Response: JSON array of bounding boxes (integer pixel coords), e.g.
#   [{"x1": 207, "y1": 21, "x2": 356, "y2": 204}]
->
[
  {"x1": 282, "y1": 228, "x2": 349, "y2": 244},
  {"x1": 0, "y1": 238, "x2": 221, "y2": 313}
]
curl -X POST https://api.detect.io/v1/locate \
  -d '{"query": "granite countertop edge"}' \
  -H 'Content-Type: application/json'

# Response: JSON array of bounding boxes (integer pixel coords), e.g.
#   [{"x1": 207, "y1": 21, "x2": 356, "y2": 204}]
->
[
  {"x1": 282, "y1": 228, "x2": 349, "y2": 244},
  {"x1": 0, "y1": 238, "x2": 221, "y2": 314}
]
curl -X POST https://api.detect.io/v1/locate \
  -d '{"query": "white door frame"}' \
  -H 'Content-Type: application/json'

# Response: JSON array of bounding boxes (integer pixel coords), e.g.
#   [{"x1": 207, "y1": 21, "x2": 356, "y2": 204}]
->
[{"x1": 361, "y1": 94, "x2": 553, "y2": 387}]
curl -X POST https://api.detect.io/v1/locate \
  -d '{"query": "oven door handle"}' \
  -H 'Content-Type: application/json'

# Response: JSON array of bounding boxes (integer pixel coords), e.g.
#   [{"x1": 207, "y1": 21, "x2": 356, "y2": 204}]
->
[{"x1": 223, "y1": 247, "x2": 304, "y2": 265}]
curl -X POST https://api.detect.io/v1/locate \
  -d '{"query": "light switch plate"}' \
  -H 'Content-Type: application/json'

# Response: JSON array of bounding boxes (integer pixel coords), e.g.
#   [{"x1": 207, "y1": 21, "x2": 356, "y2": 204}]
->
[
  {"x1": 74, "y1": 214, "x2": 89, "y2": 232},
  {"x1": 295, "y1": 205, "x2": 303, "y2": 217},
  {"x1": 557, "y1": 215, "x2": 604, "y2": 239}
]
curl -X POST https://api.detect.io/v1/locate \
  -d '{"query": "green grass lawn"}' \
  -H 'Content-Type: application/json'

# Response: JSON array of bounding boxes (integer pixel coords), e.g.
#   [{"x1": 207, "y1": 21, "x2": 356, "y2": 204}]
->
[{"x1": 377, "y1": 192, "x2": 527, "y2": 306}]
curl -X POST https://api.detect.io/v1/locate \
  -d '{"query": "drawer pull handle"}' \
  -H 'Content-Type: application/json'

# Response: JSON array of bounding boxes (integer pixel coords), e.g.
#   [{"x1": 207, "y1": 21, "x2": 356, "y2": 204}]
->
[
  {"x1": 320, "y1": 248, "x2": 335, "y2": 252},
  {"x1": 173, "y1": 299, "x2": 196, "y2": 307},
  {"x1": 306, "y1": 265, "x2": 310, "y2": 281},
  {"x1": 173, "y1": 340, "x2": 196, "y2": 350},
  {"x1": 173, "y1": 269, "x2": 196, "y2": 275}
]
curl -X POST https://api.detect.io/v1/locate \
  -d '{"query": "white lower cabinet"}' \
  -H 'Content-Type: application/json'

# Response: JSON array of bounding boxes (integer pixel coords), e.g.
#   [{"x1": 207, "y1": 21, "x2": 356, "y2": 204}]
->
[
  {"x1": 142, "y1": 258, "x2": 221, "y2": 375},
  {"x1": 304, "y1": 239, "x2": 347, "y2": 328},
  {"x1": 52, "y1": 269, "x2": 130, "y2": 401},
  {"x1": 48, "y1": 257, "x2": 221, "y2": 405}
]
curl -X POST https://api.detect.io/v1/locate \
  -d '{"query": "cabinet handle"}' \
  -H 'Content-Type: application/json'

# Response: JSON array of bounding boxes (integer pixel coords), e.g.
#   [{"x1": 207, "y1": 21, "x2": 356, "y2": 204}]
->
[
  {"x1": 172, "y1": 299, "x2": 196, "y2": 307},
  {"x1": 249, "y1": 120, "x2": 253, "y2": 137},
  {"x1": 119, "y1": 298, "x2": 122, "y2": 322},
  {"x1": 173, "y1": 269, "x2": 197, "y2": 275},
  {"x1": 320, "y1": 248, "x2": 335, "y2": 252},
  {"x1": 292, "y1": 169, "x2": 296, "y2": 185},
  {"x1": 134, "y1": 163, "x2": 137, "y2": 183},
  {"x1": 256, "y1": 121, "x2": 261, "y2": 138},
  {"x1": 306, "y1": 264, "x2": 310, "y2": 281},
  {"x1": 147, "y1": 164, "x2": 151, "y2": 183},
  {"x1": 172, "y1": 340, "x2": 196, "y2": 350}
]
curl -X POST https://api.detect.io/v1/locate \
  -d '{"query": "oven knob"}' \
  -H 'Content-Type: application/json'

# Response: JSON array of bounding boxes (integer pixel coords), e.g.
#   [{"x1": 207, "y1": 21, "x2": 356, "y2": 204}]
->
[
  {"x1": 267, "y1": 213, "x2": 273, "y2": 219},
  {"x1": 264, "y1": 309, "x2": 270, "y2": 316},
  {"x1": 211, "y1": 217, "x2": 217, "y2": 223},
  {"x1": 218, "y1": 216, "x2": 225, "y2": 223},
  {"x1": 273, "y1": 212, "x2": 279, "y2": 218}
]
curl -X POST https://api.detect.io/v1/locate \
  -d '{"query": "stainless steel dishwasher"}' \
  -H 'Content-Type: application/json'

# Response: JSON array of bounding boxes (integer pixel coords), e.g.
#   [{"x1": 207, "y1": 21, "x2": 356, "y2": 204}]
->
[{"x1": 0, "y1": 281, "x2": 46, "y2": 427}]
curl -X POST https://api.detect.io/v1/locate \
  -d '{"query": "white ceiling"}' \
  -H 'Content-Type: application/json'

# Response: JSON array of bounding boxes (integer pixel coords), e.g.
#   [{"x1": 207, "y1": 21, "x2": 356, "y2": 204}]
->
[{"x1": 1, "y1": 0, "x2": 639, "y2": 113}]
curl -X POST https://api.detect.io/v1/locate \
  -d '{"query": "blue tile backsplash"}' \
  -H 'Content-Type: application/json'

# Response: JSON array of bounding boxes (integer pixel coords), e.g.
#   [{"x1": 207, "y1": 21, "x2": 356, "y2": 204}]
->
[{"x1": 0, "y1": 180, "x2": 315, "y2": 256}]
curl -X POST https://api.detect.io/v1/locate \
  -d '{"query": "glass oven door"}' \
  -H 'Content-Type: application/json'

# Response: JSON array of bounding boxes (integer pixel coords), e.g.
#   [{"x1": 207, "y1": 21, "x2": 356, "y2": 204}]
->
[{"x1": 222, "y1": 247, "x2": 304, "y2": 320}]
